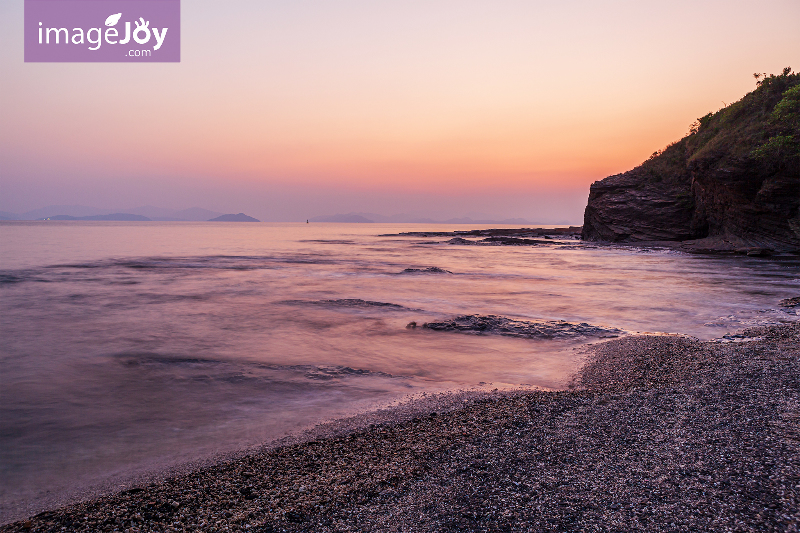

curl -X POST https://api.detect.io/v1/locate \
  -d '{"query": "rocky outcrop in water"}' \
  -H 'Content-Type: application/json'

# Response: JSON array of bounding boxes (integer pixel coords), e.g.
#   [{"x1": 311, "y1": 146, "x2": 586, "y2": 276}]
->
[
  {"x1": 401, "y1": 267, "x2": 452, "y2": 274},
  {"x1": 422, "y1": 314, "x2": 623, "y2": 339},
  {"x1": 779, "y1": 297, "x2": 800, "y2": 308},
  {"x1": 389, "y1": 227, "x2": 582, "y2": 239},
  {"x1": 583, "y1": 70, "x2": 800, "y2": 253}
]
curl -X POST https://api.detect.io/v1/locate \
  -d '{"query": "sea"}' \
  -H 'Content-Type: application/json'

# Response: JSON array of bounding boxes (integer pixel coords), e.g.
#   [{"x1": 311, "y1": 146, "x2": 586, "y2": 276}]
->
[{"x1": 1, "y1": 221, "x2": 799, "y2": 522}]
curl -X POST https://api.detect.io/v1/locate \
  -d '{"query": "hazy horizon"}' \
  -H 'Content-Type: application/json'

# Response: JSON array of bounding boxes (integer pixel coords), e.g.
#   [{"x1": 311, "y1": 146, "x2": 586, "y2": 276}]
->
[
  {"x1": 2, "y1": 0, "x2": 798, "y2": 222},
  {"x1": 0, "y1": 202, "x2": 580, "y2": 224}
]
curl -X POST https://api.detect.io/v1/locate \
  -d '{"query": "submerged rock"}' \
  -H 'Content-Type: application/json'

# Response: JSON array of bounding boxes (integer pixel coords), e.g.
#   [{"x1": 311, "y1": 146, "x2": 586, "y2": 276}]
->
[
  {"x1": 738, "y1": 247, "x2": 773, "y2": 256},
  {"x1": 479, "y1": 236, "x2": 546, "y2": 246},
  {"x1": 422, "y1": 314, "x2": 623, "y2": 339},
  {"x1": 779, "y1": 296, "x2": 800, "y2": 308},
  {"x1": 401, "y1": 267, "x2": 452, "y2": 274},
  {"x1": 447, "y1": 237, "x2": 477, "y2": 245}
]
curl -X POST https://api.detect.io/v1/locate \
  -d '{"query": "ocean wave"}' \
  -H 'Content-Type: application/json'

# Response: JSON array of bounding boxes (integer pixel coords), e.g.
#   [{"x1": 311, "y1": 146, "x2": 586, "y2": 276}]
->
[
  {"x1": 279, "y1": 298, "x2": 420, "y2": 311},
  {"x1": 298, "y1": 239, "x2": 356, "y2": 244},
  {"x1": 446, "y1": 236, "x2": 558, "y2": 246},
  {"x1": 419, "y1": 314, "x2": 624, "y2": 339},
  {"x1": 110, "y1": 352, "x2": 396, "y2": 381},
  {"x1": 480, "y1": 236, "x2": 551, "y2": 245},
  {"x1": 292, "y1": 364, "x2": 396, "y2": 380},
  {"x1": 69, "y1": 256, "x2": 284, "y2": 271},
  {"x1": 1, "y1": 255, "x2": 340, "y2": 285},
  {"x1": 0, "y1": 272, "x2": 31, "y2": 284}
]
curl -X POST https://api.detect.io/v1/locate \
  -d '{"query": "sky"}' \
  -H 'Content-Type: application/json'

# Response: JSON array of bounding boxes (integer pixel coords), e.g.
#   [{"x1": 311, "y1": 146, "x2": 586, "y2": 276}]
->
[{"x1": 1, "y1": 0, "x2": 799, "y2": 222}]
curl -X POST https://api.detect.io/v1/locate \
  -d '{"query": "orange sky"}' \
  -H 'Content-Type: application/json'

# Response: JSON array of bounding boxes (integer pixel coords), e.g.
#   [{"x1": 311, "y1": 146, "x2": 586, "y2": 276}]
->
[{"x1": 1, "y1": 0, "x2": 799, "y2": 221}]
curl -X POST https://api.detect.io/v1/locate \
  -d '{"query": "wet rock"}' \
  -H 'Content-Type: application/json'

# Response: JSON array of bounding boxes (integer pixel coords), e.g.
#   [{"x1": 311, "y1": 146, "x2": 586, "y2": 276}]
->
[
  {"x1": 582, "y1": 166, "x2": 700, "y2": 243},
  {"x1": 447, "y1": 237, "x2": 477, "y2": 245},
  {"x1": 779, "y1": 297, "x2": 800, "y2": 308},
  {"x1": 401, "y1": 267, "x2": 452, "y2": 274},
  {"x1": 388, "y1": 227, "x2": 583, "y2": 239},
  {"x1": 478, "y1": 236, "x2": 548, "y2": 245},
  {"x1": 737, "y1": 247, "x2": 773, "y2": 256},
  {"x1": 422, "y1": 314, "x2": 624, "y2": 339}
]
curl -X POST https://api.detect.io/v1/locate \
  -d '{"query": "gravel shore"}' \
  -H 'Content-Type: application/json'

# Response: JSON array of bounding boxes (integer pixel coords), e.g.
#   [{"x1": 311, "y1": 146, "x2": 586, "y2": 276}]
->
[{"x1": 3, "y1": 324, "x2": 799, "y2": 532}]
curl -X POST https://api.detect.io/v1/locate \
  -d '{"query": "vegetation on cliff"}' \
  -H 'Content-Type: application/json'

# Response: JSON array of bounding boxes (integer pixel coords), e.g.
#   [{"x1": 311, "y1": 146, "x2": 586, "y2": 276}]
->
[
  {"x1": 689, "y1": 67, "x2": 799, "y2": 173},
  {"x1": 638, "y1": 67, "x2": 800, "y2": 189}
]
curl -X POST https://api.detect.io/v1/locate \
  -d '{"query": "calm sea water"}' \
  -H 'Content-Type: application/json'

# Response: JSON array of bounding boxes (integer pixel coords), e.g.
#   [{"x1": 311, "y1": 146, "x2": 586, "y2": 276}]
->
[{"x1": 1, "y1": 221, "x2": 799, "y2": 521}]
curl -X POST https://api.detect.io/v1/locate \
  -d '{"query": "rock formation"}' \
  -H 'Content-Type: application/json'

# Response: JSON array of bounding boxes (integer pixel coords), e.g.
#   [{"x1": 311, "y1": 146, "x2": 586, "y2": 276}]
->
[{"x1": 583, "y1": 69, "x2": 800, "y2": 253}]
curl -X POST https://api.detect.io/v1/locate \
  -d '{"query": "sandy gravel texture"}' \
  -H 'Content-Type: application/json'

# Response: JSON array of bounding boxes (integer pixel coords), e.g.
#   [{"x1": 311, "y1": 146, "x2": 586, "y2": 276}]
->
[{"x1": 3, "y1": 324, "x2": 799, "y2": 532}]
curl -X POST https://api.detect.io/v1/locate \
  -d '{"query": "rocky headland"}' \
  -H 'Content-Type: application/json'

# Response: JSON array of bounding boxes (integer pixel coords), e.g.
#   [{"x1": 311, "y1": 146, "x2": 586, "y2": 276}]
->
[{"x1": 583, "y1": 69, "x2": 800, "y2": 254}]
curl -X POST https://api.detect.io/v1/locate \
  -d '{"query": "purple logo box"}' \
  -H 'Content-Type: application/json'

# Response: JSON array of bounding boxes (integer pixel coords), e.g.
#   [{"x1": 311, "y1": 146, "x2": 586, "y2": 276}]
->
[{"x1": 25, "y1": 0, "x2": 180, "y2": 62}]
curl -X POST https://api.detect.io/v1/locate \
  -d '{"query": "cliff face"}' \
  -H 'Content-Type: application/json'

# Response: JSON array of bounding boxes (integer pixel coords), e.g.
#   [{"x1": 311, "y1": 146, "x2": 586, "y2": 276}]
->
[{"x1": 583, "y1": 70, "x2": 800, "y2": 252}]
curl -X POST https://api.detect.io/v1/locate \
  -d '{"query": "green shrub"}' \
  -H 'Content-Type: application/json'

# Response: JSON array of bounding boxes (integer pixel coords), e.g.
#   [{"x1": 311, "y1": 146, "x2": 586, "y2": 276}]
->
[{"x1": 753, "y1": 80, "x2": 800, "y2": 160}]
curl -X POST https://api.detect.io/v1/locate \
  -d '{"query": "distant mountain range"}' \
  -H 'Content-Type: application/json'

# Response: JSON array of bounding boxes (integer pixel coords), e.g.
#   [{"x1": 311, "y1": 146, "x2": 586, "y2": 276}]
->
[
  {"x1": 0, "y1": 205, "x2": 248, "y2": 221},
  {"x1": 44, "y1": 213, "x2": 152, "y2": 221},
  {"x1": 0, "y1": 205, "x2": 570, "y2": 225}
]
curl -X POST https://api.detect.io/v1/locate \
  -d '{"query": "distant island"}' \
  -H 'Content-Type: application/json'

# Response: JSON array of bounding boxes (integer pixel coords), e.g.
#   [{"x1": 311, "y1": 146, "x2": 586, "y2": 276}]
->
[
  {"x1": 15, "y1": 209, "x2": 262, "y2": 223},
  {"x1": 208, "y1": 213, "x2": 260, "y2": 222},
  {"x1": 35, "y1": 212, "x2": 261, "y2": 222},
  {"x1": 583, "y1": 68, "x2": 800, "y2": 254},
  {"x1": 1, "y1": 205, "x2": 565, "y2": 226},
  {"x1": 3, "y1": 205, "x2": 226, "y2": 221}
]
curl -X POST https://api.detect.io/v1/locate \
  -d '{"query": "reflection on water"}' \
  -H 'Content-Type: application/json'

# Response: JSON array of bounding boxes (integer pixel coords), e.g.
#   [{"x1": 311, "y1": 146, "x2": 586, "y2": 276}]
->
[{"x1": 1, "y1": 221, "x2": 798, "y2": 521}]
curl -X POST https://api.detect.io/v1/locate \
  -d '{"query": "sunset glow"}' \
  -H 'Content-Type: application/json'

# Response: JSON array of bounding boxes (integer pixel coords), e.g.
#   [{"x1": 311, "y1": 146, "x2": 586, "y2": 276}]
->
[{"x1": 2, "y1": 0, "x2": 799, "y2": 221}]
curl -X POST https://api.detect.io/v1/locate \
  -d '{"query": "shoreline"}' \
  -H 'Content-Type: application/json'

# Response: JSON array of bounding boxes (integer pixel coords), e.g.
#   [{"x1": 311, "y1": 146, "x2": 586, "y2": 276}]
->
[
  {"x1": 383, "y1": 226, "x2": 800, "y2": 256},
  {"x1": 3, "y1": 324, "x2": 799, "y2": 532},
  {"x1": 0, "y1": 386, "x2": 554, "y2": 527}
]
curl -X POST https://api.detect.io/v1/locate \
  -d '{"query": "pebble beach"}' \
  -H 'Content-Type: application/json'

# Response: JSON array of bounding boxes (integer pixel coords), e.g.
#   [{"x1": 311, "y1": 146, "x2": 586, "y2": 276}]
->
[{"x1": 3, "y1": 323, "x2": 799, "y2": 532}]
